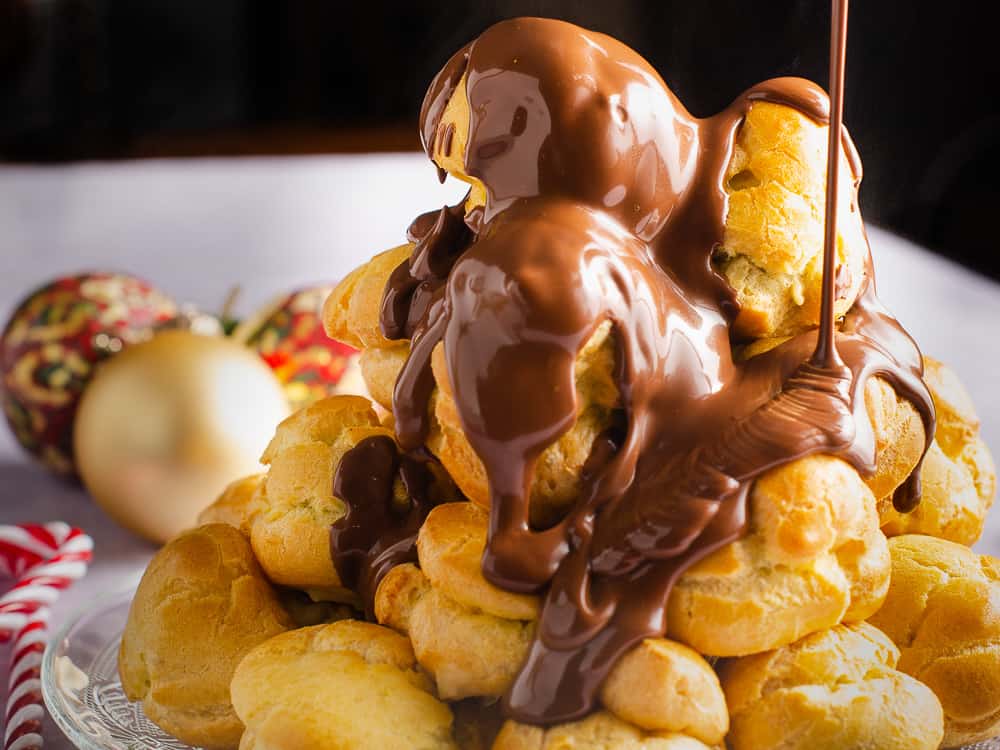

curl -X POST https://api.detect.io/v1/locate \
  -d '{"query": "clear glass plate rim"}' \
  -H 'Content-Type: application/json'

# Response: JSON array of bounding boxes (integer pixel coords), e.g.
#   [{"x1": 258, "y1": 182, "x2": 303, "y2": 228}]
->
[
  {"x1": 38, "y1": 575, "x2": 1000, "y2": 750},
  {"x1": 40, "y1": 574, "x2": 145, "y2": 750}
]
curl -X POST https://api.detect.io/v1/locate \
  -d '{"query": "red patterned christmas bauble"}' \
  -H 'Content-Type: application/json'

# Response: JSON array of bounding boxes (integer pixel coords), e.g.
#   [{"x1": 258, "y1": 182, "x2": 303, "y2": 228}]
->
[
  {"x1": 1, "y1": 273, "x2": 177, "y2": 477},
  {"x1": 235, "y1": 286, "x2": 361, "y2": 411}
]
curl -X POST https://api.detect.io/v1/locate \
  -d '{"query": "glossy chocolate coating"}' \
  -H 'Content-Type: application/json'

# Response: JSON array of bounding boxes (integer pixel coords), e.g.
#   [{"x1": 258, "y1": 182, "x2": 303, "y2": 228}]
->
[
  {"x1": 330, "y1": 435, "x2": 436, "y2": 618},
  {"x1": 374, "y1": 13, "x2": 933, "y2": 725}
]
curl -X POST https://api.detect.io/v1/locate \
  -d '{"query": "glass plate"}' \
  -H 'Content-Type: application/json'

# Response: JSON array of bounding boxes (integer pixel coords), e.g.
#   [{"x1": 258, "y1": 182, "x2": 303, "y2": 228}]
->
[
  {"x1": 40, "y1": 584, "x2": 198, "y2": 750},
  {"x1": 40, "y1": 584, "x2": 1000, "y2": 750}
]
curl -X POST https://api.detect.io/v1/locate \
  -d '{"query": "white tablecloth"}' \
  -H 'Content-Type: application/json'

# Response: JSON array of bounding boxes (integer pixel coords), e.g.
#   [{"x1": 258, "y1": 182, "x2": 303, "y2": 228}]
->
[{"x1": 1, "y1": 154, "x2": 999, "y2": 747}]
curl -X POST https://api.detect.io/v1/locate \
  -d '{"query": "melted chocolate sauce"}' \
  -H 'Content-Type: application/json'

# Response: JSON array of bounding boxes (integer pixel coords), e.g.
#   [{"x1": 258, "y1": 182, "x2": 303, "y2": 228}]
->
[
  {"x1": 380, "y1": 12, "x2": 935, "y2": 725},
  {"x1": 330, "y1": 435, "x2": 437, "y2": 618},
  {"x1": 381, "y1": 202, "x2": 474, "y2": 451},
  {"x1": 813, "y1": 0, "x2": 850, "y2": 369},
  {"x1": 443, "y1": 122, "x2": 456, "y2": 157},
  {"x1": 419, "y1": 45, "x2": 470, "y2": 155}
]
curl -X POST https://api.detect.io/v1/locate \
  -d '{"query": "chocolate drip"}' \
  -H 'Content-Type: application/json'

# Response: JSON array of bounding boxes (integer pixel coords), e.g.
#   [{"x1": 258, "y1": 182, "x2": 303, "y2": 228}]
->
[
  {"x1": 384, "y1": 15, "x2": 935, "y2": 725},
  {"x1": 381, "y1": 203, "x2": 470, "y2": 341},
  {"x1": 420, "y1": 46, "x2": 470, "y2": 155},
  {"x1": 381, "y1": 202, "x2": 474, "y2": 452},
  {"x1": 813, "y1": 0, "x2": 850, "y2": 369},
  {"x1": 330, "y1": 435, "x2": 437, "y2": 618},
  {"x1": 443, "y1": 122, "x2": 456, "y2": 157}
]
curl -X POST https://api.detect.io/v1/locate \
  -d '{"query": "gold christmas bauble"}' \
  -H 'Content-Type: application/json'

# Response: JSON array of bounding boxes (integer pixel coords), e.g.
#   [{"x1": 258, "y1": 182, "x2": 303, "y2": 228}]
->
[{"x1": 74, "y1": 330, "x2": 290, "y2": 543}]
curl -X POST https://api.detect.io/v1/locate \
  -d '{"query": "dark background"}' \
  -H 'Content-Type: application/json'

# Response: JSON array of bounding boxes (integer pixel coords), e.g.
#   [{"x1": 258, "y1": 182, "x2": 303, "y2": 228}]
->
[{"x1": 1, "y1": 0, "x2": 997, "y2": 278}]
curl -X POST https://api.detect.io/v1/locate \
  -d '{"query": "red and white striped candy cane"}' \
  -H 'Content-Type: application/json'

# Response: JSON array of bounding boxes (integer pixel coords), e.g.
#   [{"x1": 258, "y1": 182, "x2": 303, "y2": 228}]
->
[{"x1": 0, "y1": 524, "x2": 93, "y2": 750}]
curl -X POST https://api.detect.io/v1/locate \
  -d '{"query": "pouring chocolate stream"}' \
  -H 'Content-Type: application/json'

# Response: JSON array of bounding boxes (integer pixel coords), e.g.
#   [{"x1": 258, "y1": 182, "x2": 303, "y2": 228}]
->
[
  {"x1": 814, "y1": 0, "x2": 850, "y2": 370},
  {"x1": 335, "y1": 9, "x2": 935, "y2": 726}
]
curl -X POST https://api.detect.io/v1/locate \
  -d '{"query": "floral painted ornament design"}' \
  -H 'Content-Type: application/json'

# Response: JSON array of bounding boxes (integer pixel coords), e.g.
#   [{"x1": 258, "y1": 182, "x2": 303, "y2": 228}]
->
[
  {"x1": 236, "y1": 286, "x2": 359, "y2": 411},
  {"x1": 0, "y1": 274, "x2": 176, "y2": 477}
]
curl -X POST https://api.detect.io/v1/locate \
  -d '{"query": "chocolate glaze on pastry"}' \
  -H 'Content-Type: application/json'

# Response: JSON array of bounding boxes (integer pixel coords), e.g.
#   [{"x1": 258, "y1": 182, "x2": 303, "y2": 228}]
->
[
  {"x1": 330, "y1": 435, "x2": 437, "y2": 617},
  {"x1": 350, "y1": 12, "x2": 934, "y2": 726}
]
